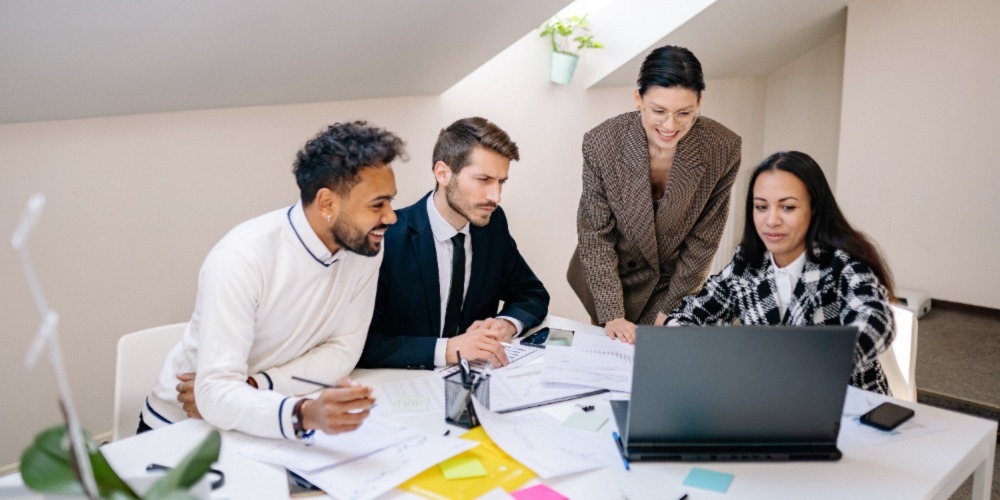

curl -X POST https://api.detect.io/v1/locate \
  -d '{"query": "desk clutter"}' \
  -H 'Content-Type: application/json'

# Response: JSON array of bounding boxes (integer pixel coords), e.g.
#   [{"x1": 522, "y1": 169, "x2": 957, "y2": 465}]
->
[{"x1": 234, "y1": 326, "x2": 635, "y2": 499}]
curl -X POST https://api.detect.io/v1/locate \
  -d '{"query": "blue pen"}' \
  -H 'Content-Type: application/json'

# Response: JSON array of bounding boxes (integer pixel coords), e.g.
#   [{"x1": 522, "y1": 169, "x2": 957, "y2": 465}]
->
[{"x1": 612, "y1": 431, "x2": 630, "y2": 471}]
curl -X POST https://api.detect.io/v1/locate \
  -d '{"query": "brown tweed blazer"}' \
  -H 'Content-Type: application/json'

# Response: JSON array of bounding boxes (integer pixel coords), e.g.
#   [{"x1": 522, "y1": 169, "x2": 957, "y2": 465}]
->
[{"x1": 567, "y1": 111, "x2": 741, "y2": 325}]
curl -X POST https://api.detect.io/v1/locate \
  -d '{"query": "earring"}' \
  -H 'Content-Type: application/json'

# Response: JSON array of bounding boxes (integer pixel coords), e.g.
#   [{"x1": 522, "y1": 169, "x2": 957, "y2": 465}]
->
[{"x1": 326, "y1": 215, "x2": 331, "y2": 223}]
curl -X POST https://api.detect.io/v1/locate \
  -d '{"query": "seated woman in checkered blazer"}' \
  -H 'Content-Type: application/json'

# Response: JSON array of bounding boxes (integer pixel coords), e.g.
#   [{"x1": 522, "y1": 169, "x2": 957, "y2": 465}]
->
[{"x1": 665, "y1": 151, "x2": 896, "y2": 394}]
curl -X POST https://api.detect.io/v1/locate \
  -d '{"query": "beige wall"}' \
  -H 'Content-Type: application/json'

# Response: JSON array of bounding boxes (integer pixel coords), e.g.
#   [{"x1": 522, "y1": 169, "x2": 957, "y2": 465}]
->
[
  {"x1": 764, "y1": 32, "x2": 846, "y2": 187},
  {"x1": 837, "y1": 0, "x2": 1000, "y2": 308},
  {"x1": 0, "y1": 97, "x2": 441, "y2": 465}
]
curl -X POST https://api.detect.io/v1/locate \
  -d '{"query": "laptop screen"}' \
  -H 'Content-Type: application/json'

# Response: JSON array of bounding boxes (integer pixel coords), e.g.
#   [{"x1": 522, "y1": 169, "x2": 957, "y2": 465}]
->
[{"x1": 625, "y1": 326, "x2": 857, "y2": 447}]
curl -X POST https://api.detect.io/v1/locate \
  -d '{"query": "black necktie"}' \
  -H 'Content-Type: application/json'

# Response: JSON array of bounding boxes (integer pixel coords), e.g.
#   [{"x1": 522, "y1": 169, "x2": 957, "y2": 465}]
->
[{"x1": 443, "y1": 233, "x2": 466, "y2": 337}]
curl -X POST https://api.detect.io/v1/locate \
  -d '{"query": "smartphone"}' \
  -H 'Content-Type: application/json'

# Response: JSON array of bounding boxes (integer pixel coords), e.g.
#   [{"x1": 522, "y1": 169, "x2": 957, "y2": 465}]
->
[
  {"x1": 859, "y1": 402, "x2": 915, "y2": 431},
  {"x1": 519, "y1": 327, "x2": 574, "y2": 348}
]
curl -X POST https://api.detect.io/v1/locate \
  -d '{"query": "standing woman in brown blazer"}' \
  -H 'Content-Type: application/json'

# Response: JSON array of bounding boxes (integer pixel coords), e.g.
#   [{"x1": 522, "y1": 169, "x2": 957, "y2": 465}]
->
[{"x1": 567, "y1": 45, "x2": 742, "y2": 343}]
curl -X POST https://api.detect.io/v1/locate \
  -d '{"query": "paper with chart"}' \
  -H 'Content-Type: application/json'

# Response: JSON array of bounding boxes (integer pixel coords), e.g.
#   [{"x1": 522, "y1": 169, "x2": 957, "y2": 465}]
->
[
  {"x1": 489, "y1": 362, "x2": 607, "y2": 413},
  {"x1": 471, "y1": 397, "x2": 620, "y2": 478},
  {"x1": 372, "y1": 373, "x2": 445, "y2": 418},
  {"x1": 293, "y1": 431, "x2": 477, "y2": 500},
  {"x1": 542, "y1": 345, "x2": 632, "y2": 393},
  {"x1": 242, "y1": 416, "x2": 417, "y2": 472}
]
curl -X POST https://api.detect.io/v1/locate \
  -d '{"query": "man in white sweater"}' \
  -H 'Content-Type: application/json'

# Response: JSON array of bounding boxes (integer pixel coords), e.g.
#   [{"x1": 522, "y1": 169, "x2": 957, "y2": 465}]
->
[{"x1": 141, "y1": 121, "x2": 404, "y2": 441}]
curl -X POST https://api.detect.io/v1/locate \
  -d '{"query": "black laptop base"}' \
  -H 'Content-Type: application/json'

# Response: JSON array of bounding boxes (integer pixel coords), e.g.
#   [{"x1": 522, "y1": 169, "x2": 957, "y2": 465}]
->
[{"x1": 610, "y1": 400, "x2": 843, "y2": 462}]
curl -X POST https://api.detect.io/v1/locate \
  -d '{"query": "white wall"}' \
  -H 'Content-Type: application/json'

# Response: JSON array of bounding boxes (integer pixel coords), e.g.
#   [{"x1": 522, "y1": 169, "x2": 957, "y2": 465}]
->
[
  {"x1": 764, "y1": 32, "x2": 845, "y2": 187},
  {"x1": 837, "y1": 0, "x2": 1000, "y2": 308}
]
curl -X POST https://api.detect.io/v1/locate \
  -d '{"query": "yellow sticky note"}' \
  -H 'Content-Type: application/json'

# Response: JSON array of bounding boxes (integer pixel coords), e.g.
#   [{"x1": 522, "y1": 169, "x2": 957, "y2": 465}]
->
[{"x1": 439, "y1": 455, "x2": 488, "y2": 480}]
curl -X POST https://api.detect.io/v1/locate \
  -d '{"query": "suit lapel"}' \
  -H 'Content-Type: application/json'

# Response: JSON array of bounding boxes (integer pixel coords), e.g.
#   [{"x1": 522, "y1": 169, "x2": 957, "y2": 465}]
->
[
  {"x1": 618, "y1": 113, "x2": 659, "y2": 270},
  {"x1": 409, "y1": 198, "x2": 443, "y2": 336},
  {"x1": 659, "y1": 125, "x2": 709, "y2": 218},
  {"x1": 750, "y1": 262, "x2": 783, "y2": 325},
  {"x1": 784, "y1": 256, "x2": 822, "y2": 325}
]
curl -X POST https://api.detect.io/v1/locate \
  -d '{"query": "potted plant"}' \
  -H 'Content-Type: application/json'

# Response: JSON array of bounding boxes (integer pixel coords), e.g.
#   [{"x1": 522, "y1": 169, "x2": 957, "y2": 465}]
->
[{"x1": 539, "y1": 14, "x2": 604, "y2": 85}]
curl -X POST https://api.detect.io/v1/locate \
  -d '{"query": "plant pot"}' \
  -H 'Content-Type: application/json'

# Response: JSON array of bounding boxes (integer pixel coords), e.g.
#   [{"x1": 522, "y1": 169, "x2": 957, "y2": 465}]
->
[{"x1": 549, "y1": 52, "x2": 579, "y2": 85}]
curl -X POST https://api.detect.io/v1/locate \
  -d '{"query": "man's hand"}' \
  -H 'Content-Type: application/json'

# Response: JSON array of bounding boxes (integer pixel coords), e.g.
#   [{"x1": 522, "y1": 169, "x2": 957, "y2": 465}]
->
[
  {"x1": 300, "y1": 378, "x2": 375, "y2": 435},
  {"x1": 176, "y1": 372, "x2": 259, "y2": 419},
  {"x1": 604, "y1": 318, "x2": 636, "y2": 344},
  {"x1": 445, "y1": 328, "x2": 509, "y2": 366},
  {"x1": 175, "y1": 373, "x2": 202, "y2": 419},
  {"x1": 466, "y1": 317, "x2": 517, "y2": 342}
]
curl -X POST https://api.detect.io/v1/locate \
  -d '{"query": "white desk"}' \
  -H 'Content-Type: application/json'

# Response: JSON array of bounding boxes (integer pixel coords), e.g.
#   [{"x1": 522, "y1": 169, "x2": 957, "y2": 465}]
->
[{"x1": 2, "y1": 316, "x2": 995, "y2": 499}]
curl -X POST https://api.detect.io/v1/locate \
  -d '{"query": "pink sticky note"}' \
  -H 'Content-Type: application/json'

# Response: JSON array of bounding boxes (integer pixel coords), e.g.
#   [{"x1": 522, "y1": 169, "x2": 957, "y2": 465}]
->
[{"x1": 511, "y1": 484, "x2": 569, "y2": 500}]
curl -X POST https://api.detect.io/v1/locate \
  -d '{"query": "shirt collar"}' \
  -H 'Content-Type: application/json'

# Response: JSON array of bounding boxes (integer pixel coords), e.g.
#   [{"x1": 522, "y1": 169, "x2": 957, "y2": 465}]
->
[
  {"x1": 288, "y1": 200, "x2": 341, "y2": 266},
  {"x1": 768, "y1": 250, "x2": 806, "y2": 278},
  {"x1": 426, "y1": 193, "x2": 469, "y2": 243}
]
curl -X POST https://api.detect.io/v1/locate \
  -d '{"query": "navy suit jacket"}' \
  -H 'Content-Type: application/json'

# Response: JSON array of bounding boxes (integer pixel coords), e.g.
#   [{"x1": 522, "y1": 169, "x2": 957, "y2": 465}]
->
[{"x1": 358, "y1": 193, "x2": 549, "y2": 369}]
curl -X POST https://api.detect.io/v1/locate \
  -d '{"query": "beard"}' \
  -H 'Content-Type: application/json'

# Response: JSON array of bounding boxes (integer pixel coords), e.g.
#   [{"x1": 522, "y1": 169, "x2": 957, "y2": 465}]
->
[
  {"x1": 332, "y1": 217, "x2": 382, "y2": 257},
  {"x1": 445, "y1": 180, "x2": 497, "y2": 227}
]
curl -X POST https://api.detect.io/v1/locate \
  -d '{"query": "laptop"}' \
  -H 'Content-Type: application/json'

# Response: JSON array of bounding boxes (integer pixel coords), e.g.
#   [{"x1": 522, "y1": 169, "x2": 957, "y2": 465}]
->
[{"x1": 611, "y1": 325, "x2": 857, "y2": 462}]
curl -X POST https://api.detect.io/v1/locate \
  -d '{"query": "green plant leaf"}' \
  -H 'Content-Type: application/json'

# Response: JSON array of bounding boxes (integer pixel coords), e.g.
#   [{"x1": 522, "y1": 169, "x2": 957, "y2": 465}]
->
[
  {"x1": 143, "y1": 430, "x2": 221, "y2": 499},
  {"x1": 20, "y1": 426, "x2": 84, "y2": 495},
  {"x1": 20, "y1": 425, "x2": 139, "y2": 498},
  {"x1": 539, "y1": 13, "x2": 604, "y2": 55}
]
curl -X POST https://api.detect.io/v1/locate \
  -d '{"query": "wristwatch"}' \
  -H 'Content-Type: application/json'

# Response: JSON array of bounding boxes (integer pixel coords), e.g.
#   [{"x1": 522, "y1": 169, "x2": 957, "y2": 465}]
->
[{"x1": 291, "y1": 398, "x2": 316, "y2": 444}]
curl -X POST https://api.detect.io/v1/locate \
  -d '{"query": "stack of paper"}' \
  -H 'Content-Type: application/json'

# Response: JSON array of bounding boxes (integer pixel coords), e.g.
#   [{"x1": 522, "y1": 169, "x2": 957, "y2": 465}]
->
[
  {"x1": 542, "y1": 331, "x2": 634, "y2": 393},
  {"x1": 471, "y1": 398, "x2": 620, "y2": 479}
]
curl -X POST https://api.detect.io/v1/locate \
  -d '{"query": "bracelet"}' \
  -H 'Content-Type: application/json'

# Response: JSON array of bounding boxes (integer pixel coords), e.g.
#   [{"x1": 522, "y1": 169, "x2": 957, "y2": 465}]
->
[{"x1": 291, "y1": 398, "x2": 315, "y2": 443}]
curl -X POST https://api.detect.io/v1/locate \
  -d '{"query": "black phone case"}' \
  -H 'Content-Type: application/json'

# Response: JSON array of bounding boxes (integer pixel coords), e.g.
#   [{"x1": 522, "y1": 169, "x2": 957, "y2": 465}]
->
[{"x1": 860, "y1": 402, "x2": 915, "y2": 431}]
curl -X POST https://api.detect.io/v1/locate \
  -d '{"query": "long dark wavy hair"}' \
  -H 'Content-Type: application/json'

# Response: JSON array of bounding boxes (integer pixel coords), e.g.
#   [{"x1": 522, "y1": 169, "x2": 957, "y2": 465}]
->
[{"x1": 740, "y1": 151, "x2": 895, "y2": 299}]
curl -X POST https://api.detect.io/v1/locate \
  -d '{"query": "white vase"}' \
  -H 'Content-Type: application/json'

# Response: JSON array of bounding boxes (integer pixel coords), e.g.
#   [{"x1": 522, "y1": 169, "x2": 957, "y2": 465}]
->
[{"x1": 549, "y1": 52, "x2": 579, "y2": 85}]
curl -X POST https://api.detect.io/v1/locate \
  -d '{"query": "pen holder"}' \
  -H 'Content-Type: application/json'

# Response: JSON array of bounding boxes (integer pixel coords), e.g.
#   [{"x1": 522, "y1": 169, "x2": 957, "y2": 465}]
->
[{"x1": 444, "y1": 370, "x2": 490, "y2": 428}]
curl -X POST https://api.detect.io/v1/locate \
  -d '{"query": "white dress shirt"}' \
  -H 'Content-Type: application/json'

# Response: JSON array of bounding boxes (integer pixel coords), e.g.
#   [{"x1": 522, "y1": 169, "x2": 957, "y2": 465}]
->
[
  {"x1": 769, "y1": 250, "x2": 807, "y2": 321},
  {"x1": 143, "y1": 201, "x2": 382, "y2": 440},
  {"x1": 426, "y1": 196, "x2": 523, "y2": 366}
]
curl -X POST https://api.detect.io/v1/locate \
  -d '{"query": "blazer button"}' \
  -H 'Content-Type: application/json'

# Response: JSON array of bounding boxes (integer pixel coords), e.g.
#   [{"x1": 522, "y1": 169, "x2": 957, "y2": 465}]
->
[{"x1": 627, "y1": 261, "x2": 637, "y2": 269}]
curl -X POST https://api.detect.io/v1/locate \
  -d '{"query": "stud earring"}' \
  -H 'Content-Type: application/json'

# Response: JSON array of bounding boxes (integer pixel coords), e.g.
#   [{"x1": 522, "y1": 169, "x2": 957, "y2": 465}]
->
[{"x1": 326, "y1": 215, "x2": 331, "y2": 223}]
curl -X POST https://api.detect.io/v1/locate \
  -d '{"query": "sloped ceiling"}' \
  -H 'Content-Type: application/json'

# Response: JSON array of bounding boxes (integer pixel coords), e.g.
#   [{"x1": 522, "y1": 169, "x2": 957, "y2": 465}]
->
[
  {"x1": 0, "y1": 0, "x2": 850, "y2": 125},
  {"x1": 594, "y1": 0, "x2": 848, "y2": 86},
  {"x1": 0, "y1": 0, "x2": 567, "y2": 124}
]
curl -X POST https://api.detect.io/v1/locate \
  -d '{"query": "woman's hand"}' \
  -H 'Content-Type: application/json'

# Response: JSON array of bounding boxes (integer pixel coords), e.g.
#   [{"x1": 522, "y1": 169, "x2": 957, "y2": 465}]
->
[{"x1": 604, "y1": 318, "x2": 636, "y2": 344}]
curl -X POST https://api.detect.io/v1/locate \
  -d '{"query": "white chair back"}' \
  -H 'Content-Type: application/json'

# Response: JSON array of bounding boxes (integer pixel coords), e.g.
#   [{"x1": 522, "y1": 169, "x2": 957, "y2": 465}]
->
[
  {"x1": 879, "y1": 306, "x2": 918, "y2": 401},
  {"x1": 112, "y1": 322, "x2": 187, "y2": 441}
]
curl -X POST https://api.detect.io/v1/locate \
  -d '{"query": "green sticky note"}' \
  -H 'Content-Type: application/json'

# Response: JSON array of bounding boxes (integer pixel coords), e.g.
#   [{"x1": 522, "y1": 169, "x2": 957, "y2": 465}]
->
[
  {"x1": 562, "y1": 412, "x2": 608, "y2": 432},
  {"x1": 438, "y1": 455, "x2": 488, "y2": 480},
  {"x1": 391, "y1": 396, "x2": 429, "y2": 412},
  {"x1": 683, "y1": 467, "x2": 734, "y2": 493}
]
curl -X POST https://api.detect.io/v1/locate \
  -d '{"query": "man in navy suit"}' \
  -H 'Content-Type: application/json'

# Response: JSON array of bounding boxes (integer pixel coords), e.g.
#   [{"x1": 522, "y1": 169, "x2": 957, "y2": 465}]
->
[{"x1": 358, "y1": 117, "x2": 549, "y2": 369}]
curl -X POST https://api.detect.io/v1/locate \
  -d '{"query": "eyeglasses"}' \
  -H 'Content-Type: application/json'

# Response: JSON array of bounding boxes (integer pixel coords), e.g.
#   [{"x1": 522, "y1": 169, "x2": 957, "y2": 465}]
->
[{"x1": 641, "y1": 105, "x2": 699, "y2": 127}]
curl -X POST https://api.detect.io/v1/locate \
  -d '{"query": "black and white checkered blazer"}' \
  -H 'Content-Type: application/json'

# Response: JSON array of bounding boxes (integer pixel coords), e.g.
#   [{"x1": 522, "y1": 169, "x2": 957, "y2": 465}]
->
[{"x1": 667, "y1": 246, "x2": 895, "y2": 395}]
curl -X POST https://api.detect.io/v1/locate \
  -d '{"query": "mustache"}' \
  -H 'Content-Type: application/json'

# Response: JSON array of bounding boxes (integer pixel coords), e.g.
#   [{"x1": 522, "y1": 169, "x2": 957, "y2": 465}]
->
[{"x1": 476, "y1": 203, "x2": 498, "y2": 210}]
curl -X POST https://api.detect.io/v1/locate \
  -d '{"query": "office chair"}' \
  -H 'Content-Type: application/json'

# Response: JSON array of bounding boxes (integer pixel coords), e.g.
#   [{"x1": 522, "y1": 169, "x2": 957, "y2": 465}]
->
[
  {"x1": 112, "y1": 322, "x2": 187, "y2": 441},
  {"x1": 879, "y1": 306, "x2": 919, "y2": 401}
]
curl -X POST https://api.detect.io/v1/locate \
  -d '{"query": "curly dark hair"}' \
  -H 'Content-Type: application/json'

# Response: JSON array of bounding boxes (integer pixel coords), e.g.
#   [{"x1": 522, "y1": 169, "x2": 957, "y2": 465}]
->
[{"x1": 293, "y1": 121, "x2": 407, "y2": 204}]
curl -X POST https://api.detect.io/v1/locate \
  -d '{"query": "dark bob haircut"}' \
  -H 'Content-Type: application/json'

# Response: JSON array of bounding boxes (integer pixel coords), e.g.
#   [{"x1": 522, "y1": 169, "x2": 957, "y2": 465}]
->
[
  {"x1": 293, "y1": 121, "x2": 406, "y2": 204},
  {"x1": 740, "y1": 151, "x2": 895, "y2": 298},
  {"x1": 432, "y1": 116, "x2": 519, "y2": 175},
  {"x1": 637, "y1": 45, "x2": 706, "y2": 97}
]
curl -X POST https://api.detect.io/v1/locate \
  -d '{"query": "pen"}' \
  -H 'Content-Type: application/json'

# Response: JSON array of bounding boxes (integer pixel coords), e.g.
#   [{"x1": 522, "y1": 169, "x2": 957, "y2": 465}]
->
[
  {"x1": 291, "y1": 376, "x2": 377, "y2": 409},
  {"x1": 612, "y1": 431, "x2": 630, "y2": 471},
  {"x1": 291, "y1": 376, "x2": 342, "y2": 389}
]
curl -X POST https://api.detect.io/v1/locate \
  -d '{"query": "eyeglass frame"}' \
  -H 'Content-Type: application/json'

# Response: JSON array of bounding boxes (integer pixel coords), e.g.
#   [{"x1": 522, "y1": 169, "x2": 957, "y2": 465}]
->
[{"x1": 639, "y1": 104, "x2": 700, "y2": 127}]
